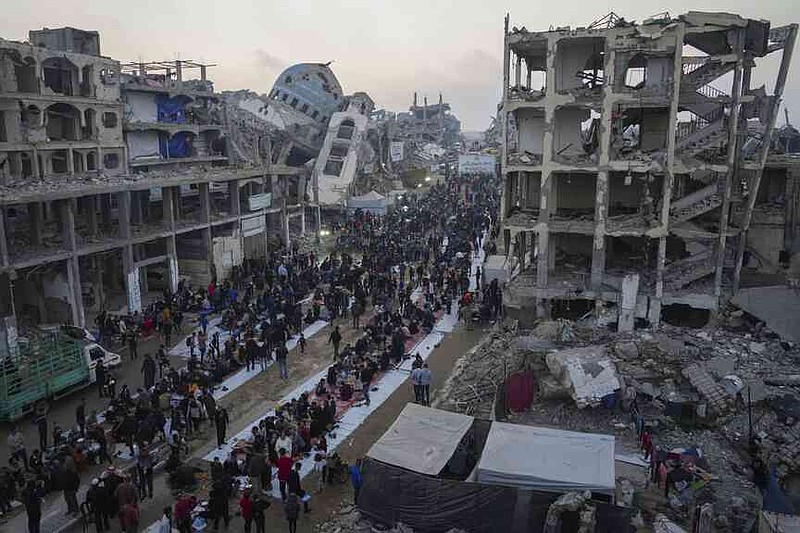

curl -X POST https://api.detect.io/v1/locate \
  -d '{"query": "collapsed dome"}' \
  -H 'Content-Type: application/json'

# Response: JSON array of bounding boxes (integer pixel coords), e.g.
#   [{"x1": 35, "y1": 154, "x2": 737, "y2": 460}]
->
[{"x1": 269, "y1": 63, "x2": 344, "y2": 122}]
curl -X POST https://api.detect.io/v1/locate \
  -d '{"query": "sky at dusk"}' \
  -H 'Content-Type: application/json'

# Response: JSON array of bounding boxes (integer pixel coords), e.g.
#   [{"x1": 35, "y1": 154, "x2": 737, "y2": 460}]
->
[{"x1": 2, "y1": 0, "x2": 798, "y2": 130}]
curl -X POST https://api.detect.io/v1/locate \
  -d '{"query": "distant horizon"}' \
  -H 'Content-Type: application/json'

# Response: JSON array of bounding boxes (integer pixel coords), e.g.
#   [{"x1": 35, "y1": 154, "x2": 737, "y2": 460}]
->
[{"x1": 2, "y1": 0, "x2": 797, "y2": 130}]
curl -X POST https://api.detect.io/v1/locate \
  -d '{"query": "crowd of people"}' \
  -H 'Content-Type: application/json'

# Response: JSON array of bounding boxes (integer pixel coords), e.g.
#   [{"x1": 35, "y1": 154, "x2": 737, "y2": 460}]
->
[{"x1": 3, "y1": 170, "x2": 500, "y2": 533}]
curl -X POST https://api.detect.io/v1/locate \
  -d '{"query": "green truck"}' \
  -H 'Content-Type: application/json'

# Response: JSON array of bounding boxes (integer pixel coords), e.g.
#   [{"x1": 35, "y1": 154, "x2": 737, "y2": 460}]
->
[{"x1": 0, "y1": 337, "x2": 91, "y2": 422}]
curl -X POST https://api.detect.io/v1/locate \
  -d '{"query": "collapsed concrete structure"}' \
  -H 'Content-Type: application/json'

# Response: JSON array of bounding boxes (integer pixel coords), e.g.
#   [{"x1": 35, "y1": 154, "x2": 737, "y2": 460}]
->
[
  {"x1": 499, "y1": 11, "x2": 798, "y2": 328},
  {"x1": 0, "y1": 28, "x2": 314, "y2": 348}
]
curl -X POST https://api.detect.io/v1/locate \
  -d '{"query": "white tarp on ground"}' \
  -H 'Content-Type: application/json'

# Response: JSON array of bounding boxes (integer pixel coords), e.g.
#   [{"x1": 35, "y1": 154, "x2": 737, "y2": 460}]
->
[
  {"x1": 367, "y1": 403, "x2": 474, "y2": 475},
  {"x1": 475, "y1": 423, "x2": 615, "y2": 496},
  {"x1": 545, "y1": 345, "x2": 620, "y2": 408}
]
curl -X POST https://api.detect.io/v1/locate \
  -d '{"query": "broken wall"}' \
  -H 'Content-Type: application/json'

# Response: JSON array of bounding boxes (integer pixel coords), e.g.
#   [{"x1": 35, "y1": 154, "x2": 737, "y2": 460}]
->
[
  {"x1": 554, "y1": 107, "x2": 590, "y2": 155},
  {"x1": 127, "y1": 130, "x2": 161, "y2": 160},
  {"x1": 555, "y1": 38, "x2": 605, "y2": 92},
  {"x1": 516, "y1": 109, "x2": 546, "y2": 156},
  {"x1": 125, "y1": 91, "x2": 157, "y2": 123}
]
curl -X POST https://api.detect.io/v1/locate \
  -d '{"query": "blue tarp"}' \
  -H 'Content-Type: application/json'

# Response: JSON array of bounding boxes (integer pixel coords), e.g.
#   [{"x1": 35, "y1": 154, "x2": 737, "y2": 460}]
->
[
  {"x1": 763, "y1": 466, "x2": 796, "y2": 515},
  {"x1": 158, "y1": 131, "x2": 191, "y2": 158},
  {"x1": 156, "y1": 94, "x2": 191, "y2": 124}
]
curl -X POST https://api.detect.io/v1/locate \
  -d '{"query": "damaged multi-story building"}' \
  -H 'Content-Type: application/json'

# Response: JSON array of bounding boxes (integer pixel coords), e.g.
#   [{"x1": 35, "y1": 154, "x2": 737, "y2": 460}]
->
[
  {"x1": 499, "y1": 11, "x2": 797, "y2": 328},
  {"x1": 0, "y1": 28, "x2": 313, "y2": 346}
]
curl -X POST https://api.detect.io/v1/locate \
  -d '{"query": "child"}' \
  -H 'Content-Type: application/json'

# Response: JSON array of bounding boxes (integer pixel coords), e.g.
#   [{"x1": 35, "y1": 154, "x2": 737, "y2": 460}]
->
[{"x1": 297, "y1": 333, "x2": 306, "y2": 356}]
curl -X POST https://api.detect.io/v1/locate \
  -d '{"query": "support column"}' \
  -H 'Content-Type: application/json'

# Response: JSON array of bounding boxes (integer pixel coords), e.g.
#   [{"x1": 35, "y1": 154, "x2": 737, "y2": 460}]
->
[
  {"x1": 282, "y1": 207, "x2": 290, "y2": 249},
  {"x1": 29, "y1": 202, "x2": 44, "y2": 246},
  {"x1": 591, "y1": 171, "x2": 608, "y2": 290},
  {"x1": 300, "y1": 207, "x2": 306, "y2": 236},
  {"x1": 119, "y1": 191, "x2": 139, "y2": 312},
  {"x1": 733, "y1": 25, "x2": 798, "y2": 292},
  {"x1": 101, "y1": 194, "x2": 112, "y2": 226},
  {"x1": 60, "y1": 199, "x2": 77, "y2": 252},
  {"x1": 315, "y1": 205, "x2": 322, "y2": 234},
  {"x1": 618, "y1": 273, "x2": 640, "y2": 332},
  {"x1": 67, "y1": 149, "x2": 75, "y2": 176},
  {"x1": 198, "y1": 183, "x2": 210, "y2": 223},
  {"x1": 203, "y1": 227, "x2": 214, "y2": 283},
  {"x1": 0, "y1": 208, "x2": 9, "y2": 267},
  {"x1": 162, "y1": 187, "x2": 175, "y2": 231},
  {"x1": 228, "y1": 180, "x2": 241, "y2": 217},
  {"x1": 66, "y1": 256, "x2": 85, "y2": 327},
  {"x1": 713, "y1": 29, "x2": 745, "y2": 301},
  {"x1": 32, "y1": 148, "x2": 40, "y2": 178},
  {"x1": 87, "y1": 196, "x2": 99, "y2": 237},
  {"x1": 652, "y1": 22, "x2": 685, "y2": 327}
]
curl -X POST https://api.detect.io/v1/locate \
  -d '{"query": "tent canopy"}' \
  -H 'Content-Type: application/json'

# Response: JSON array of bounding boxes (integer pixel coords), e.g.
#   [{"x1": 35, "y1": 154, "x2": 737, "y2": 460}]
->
[
  {"x1": 366, "y1": 403, "x2": 474, "y2": 475},
  {"x1": 475, "y1": 423, "x2": 615, "y2": 496}
]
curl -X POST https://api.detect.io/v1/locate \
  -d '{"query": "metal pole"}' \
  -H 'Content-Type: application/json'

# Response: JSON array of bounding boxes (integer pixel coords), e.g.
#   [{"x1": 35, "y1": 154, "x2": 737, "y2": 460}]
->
[{"x1": 747, "y1": 385, "x2": 753, "y2": 451}]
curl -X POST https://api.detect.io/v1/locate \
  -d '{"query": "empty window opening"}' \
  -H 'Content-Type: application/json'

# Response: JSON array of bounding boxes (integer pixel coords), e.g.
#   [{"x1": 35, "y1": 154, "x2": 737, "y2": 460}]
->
[
  {"x1": 0, "y1": 111, "x2": 6, "y2": 142},
  {"x1": 552, "y1": 299, "x2": 595, "y2": 321},
  {"x1": 14, "y1": 56, "x2": 38, "y2": 93},
  {"x1": 606, "y1": 236, "x2": 655, "y2": 271},
  {"x1": 21, "y1": 104, "x2": 41, "y2": 127},
  {"x1": 42, "y1": 57, "x2": 78, "y2": 96},
  {"x1": 102, "y1": 112, "x2": 117, "y2": 128},
  {"x1": 330, "y1": 143, "x2": 349, "y2": 158},
  {"x1": 554, "y1": 173, "x2": 596, "y2": 219},
  {"x1": 73, "y1": 150, "x2": 84, "y2": 173},
  {"x1": 80, "y1": 65, "x2": 94, "y2": 97},
  {"x1": 553, "y1": 107, "x2": 599, "y2": 162},
  {"x1": 86, "y1": 152, "x2": 97, "y2": 171},
  {"x1": 323, "y1": 159, "x2": 344, "y2": 176},
  {"x1": 555, "y1": 37, "x2": 605, "y2": 93},
  {"x1": 20, "y1": 153, "x2": 33, "y2": 178},
  {"x1": 281, "y1": 93, "x2": 288, "y2": 102},
  {"x1": 336, "y1": 119, "x2": 355, "y2": 140},
  {"x1": 45, "y1": 103, "x2": 80, "y2": 141},
  {"x1": 51, "y1": 150, "x2": 69, "y2": 174},
  {"x1": 104, "y1": 153, "x2": 120, "y2": 169},
  {"x1": 311, "y1": 110, "x2": 319, "y2": 119},
  {"x1": 290, "y1": 98, "x2": 298, "y2": 108},
  {"x1": 300, "y1": 103, "x2": 309, "y2": 113},
  {"x1": 625, "y1": 53, "x2": 647, "y2": 90},
  {"x1": 613, "y1": 107, "x2": 670, "y2": 157},
  {"x1": 552, "y1": 234, "x2": 593, "y2": 273},
  {"x1": 83, "y1": 108, "x2": 96, "y2": 139}
]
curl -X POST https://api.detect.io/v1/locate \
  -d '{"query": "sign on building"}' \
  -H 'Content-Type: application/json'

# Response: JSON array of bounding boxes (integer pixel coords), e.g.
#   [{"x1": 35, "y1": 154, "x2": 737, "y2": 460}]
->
[
  {"x1": 241, "y1": 215, "x2": 266, "y2": 238},
  {"x1": 390, "y1": 142, "x2": 404, "y2": 162},
  {"x1": 458, "y1": 154, "x2": 496, "y2": 175},
  {"x1": 127, "y1": 269, "x2": 142, "y2": 313},
  {"x1": 248, "y1": 193, "x2": 272, "y2": 211}
]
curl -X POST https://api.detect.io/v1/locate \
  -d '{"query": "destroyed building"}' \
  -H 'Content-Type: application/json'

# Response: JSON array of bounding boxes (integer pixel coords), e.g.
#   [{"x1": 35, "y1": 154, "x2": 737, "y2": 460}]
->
[
  {"x1": 0, "y1": 28, "x2": 313, "y2": 348},
  {"x1": 499, "y1": 11, "x2": 798, "y2": 328}
]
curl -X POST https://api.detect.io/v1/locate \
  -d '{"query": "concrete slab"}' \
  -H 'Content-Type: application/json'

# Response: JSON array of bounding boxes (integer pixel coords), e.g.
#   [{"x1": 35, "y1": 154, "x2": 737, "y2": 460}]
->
[{"x1": 732, "y1": 286, "x2": 800, "y2": 343}]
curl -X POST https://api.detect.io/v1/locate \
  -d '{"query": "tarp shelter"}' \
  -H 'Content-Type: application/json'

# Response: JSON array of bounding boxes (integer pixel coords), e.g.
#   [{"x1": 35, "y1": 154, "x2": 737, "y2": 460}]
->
[
  {"x1": 475, "y1": 423, "x2": 616, "y2": 498},
  {"x1": 366, "y1": 403, "x2": 474, "y2": 475},
  {"x1": 347, "y1": 190, "x2": 390, "y2": 215}
]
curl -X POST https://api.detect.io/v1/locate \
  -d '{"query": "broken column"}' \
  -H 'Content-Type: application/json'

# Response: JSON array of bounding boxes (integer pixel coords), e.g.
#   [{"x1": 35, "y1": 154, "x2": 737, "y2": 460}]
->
[{"x1": 618, "y1": 273, "x2": 639, "y2": 332}]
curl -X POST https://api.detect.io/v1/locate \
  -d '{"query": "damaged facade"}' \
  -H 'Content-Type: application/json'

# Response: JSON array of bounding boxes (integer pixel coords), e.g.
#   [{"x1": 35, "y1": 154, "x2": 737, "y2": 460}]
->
[
  {"x1": 0, "y1": 28, "x2": 314, "y2": 348},
  {"x1": 499, "y1": 11, "x2": 798, "y2": 328}
]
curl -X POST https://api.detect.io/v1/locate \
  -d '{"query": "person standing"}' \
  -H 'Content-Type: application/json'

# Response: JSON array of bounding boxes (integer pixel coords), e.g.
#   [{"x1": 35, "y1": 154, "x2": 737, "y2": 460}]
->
[
  {"x1": 418, "y1": 363, "x2": 432, "y2": 406},
  {"x1": 276, "y1": 344, "x2": 289, "y2": 380},
  {"x1": 209, "y1": 477, "x2": 230, "y2": 531},
  {"x1": 128, "y1": 331, "x2": 139, "y2": 361},
  {"x1": 22, "y1": 479, "x2": 45, "y2": 533},
  {"x1": 135, "y1": 442, "x2": 154, "y2": 500},
  {"x1": 349, "y1": 460, "x2": 363, "y2": 506},
  {"x1": 95, "y1": 360, "x2": 106, "y2": 398},
  {"x1": 359, "y1": 362, "x2": 374, "y2": 406},
  {"x1": 297, "y1": 333, "x2": 306, "y2": 356},
  {"x1": 36, "y1": 413, "x2": 48, "y2": 452},
  {"x1": 284, "y1": 493, "x2": 300, "y2": 533},
  {"x1": 215, "y1": 407, "x2": 229, "y2": 448},
  {"x1": 60, "y1": 462, "x2": 80, "y2": 515},
  {"x1": 114, "y1": 475, "x2": 138, "y2": 531},
  {"x1": 328, "y1": 326, "x2": 342, "y2": 360},
  {"x1": 7, "y1": 426, "x2": 28, "y2": 471},
  {"x1": 141, "y1": 354, "x2": 156, "y2": 390},
  {"x1": 276, "y1": 449, "x2": 293, "y2": 501},
  {"x1": 156, "y1": 507, "x2": 172, "y2": 533},
  {"x1": 410, "y1": 365, "x2": 423, "y2": 404},
  {"x1": 251, "y1": 495, "x2": 269, "y2": 533},
  {"x1": 238, "y1": 490, "x2": 253, "y2": 533},
  {"x1": 86, "y1": 478, "x2": 110, "y2": 532},
  {"x1": 76, "y1": 398, "x2": 87, "y2": 436},
  {"x1": 287, "y1": 463, "x2": 309, "y2": 513}
]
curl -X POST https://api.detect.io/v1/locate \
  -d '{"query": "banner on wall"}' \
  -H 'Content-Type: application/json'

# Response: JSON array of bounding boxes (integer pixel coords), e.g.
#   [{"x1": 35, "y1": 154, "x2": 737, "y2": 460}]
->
[
  {"x1": 390, "y1": 142, "x2": 404, "y2": 162},
  {"x1": 458, "y1": 154, "x2": 496, "y2": 175},
  {"x1": 127, "y1": 269, "x2": 142, "y2": 313}
]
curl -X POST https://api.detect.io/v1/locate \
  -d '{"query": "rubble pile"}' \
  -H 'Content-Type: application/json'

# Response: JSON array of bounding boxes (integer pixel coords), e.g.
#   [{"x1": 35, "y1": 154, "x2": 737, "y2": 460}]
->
[
  {"x1": 434, "y1": 325, "x2": 529, "y2": 418},
  {"x1": 315, "y1": 502, "x2": 469, "y2": 533}
]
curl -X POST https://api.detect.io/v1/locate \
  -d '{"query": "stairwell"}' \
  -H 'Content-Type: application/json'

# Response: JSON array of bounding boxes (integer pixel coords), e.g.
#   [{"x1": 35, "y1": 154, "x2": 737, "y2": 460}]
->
[
  {"x1": 663, "y1": 247, "x2": 715, "y2": 291},
  {"x1": 669, "y1": 181, "x2": 722, "y2": 224}
]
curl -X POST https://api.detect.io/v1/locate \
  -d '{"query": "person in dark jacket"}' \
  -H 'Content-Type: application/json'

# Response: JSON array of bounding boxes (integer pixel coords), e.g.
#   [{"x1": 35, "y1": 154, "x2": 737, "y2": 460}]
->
[
  {"x1": 141, "y1": 354, "x2": 156, "y2": 389},
  {"x1": 86, "y1": 478, "x2": 110, "y2": 532},
  {"x1": 287, "y1": 462, "x2": 309, "y2": 513},
  {"x1": 251, "y1": 495, "x2": 269, "y2": 533},
  {"x1": 22, "y1": 479, "x2": 45, "y2": 533},
  {"x1": 284, "y1": 493, "x2": 300, "y2": 533},
  {"x1": 215, "y1": 407, "x2": 229, "y2": 448},
  {"x1": 209, "y1": 478, "x2": 230, "y2": 531},
  {"x1": 60, "y1": 464, "x2": 80, "y2": 515}
]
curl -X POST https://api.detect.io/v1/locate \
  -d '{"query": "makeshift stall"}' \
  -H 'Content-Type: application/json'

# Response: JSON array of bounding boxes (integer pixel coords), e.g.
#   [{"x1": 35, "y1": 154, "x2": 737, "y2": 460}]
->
[
  {"x1": 346, "y1": 191, "x2": 390, "y2": 215},
  {"x1": 474, "y1": 423, "x2": 616, "y2": 500}
]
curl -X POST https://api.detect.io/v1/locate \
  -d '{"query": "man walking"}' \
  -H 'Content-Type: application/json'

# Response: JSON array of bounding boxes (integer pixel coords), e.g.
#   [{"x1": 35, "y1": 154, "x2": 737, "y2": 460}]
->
[
  {"x1": 141, "y1": 354, "x2": 156, "y2": 390},
  {"x1": 360, "y1": 362, "x2": 374, "y2": 406},
  {"x1": 215, "y1": 407, "x2": 229, "y2": 449},
  {"x1": 418, "y1": 363, "x2": 432, "y2": 406},
  {"x1": 276, "y1": 344, "x2": 289, "y2": 380},
  {"x1": 410, "y1": 365, "x2": 423, "y2": 404},
  {"x1": 328, "y1": 326, "x2": 342, "y2": 360},
  {"x1": 135, "y1": 441, "x2": 154, "y2": 500},
  {"x1": 128, "y1": 331, "x2": 139, "y2": 361},
  {"x1": 76, "y1": 398, "x2": 87, "y2": 436}
]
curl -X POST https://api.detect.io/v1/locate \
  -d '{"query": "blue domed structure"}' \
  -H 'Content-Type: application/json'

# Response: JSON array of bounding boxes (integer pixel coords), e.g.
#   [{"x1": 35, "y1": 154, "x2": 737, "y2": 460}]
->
[{"x1": 268, "y1": 63, "x2": 343, "y2": 124}]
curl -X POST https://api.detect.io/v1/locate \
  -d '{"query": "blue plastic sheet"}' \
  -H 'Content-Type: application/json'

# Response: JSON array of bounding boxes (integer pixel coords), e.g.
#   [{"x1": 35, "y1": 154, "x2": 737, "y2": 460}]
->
[
  {"x1": 763, "y1": 466, "x2": 796, "y2": 515},
  {"x1": 156, "y1": 94, "x2": 191, "y2": 123},
  {"x1": 158, "y1": 131, "x2": 191, "y2": 158}
]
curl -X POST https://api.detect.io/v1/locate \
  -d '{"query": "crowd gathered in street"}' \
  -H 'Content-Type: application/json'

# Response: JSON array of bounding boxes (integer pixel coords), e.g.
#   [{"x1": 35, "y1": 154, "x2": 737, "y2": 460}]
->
[{"x1": 2, "y1": 170, "x2": 500, "y2": 533}]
